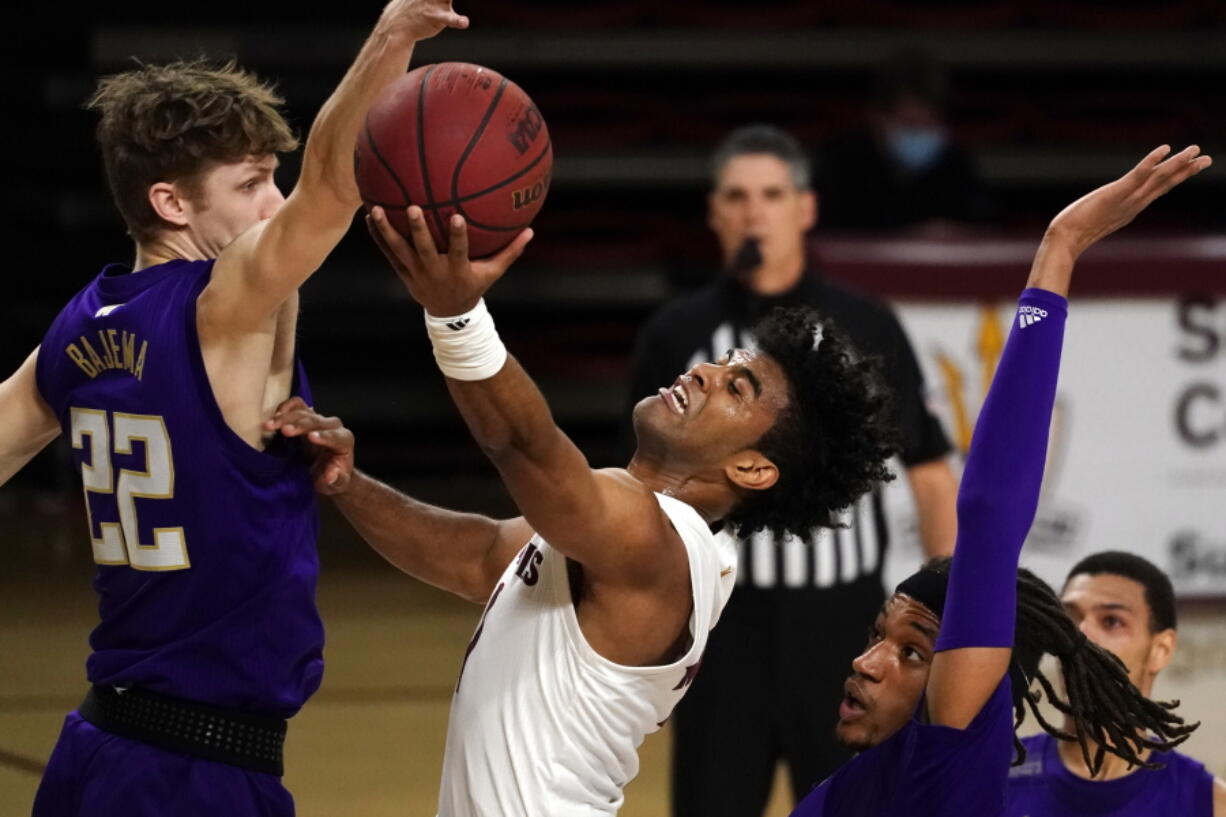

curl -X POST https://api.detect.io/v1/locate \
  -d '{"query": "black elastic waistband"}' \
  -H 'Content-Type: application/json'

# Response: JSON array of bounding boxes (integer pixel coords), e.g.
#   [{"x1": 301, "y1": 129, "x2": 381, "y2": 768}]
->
[{"x1": 78, "y1": 685, "x2": 286, "y2": 776}]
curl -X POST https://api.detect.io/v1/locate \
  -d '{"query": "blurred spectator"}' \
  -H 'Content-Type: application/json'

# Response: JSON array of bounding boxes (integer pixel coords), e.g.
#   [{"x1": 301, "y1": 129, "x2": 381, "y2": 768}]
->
[
  {"x1": 624, "y1": 124, "x2": 959, "y2": 817},
  {"x1": 816, "y1": 49, "x2": 993, "y2": 231}
]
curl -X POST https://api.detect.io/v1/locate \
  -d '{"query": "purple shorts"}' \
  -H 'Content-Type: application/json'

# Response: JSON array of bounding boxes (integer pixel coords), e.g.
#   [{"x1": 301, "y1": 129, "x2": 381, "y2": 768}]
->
[{"x1": 33, "y1": 712, "x2": 294, "y2": 817}]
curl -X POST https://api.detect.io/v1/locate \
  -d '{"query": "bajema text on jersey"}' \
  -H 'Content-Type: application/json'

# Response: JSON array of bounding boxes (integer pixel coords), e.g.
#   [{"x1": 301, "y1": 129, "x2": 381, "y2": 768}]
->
[{"x1": 65, "y1": 329, "x2": 149, "y2": 381}]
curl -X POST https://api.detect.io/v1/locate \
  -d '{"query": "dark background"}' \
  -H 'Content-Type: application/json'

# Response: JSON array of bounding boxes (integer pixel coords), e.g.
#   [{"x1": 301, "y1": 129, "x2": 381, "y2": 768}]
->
[{"x1": 9, "y1": 0, "x2": 1225, "y2": 513}]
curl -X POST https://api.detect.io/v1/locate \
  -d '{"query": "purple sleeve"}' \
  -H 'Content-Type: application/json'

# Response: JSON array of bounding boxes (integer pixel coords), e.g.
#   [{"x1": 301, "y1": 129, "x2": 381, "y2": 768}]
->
[{"x1": 935, "y1": 288, "x2": 1067, "y2": 652}]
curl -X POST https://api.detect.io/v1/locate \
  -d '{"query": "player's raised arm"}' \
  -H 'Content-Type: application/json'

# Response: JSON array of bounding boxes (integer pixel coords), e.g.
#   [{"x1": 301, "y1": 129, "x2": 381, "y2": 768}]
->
[
  {"x1": 366, "y1": 206, "x2": 679, "y2": 584},
  {"x1": 203, "y1": 0, "x2": 468, "y2": 329},
  {"x1": 926, "y1": 145, "x2": 1211, "y2": 730},
  {"x1": 0, "y1": 349, "x2": 61, "y2": 487},
  {"x1": 266, "y1": 397, "x2": 531, "y2": 603}
]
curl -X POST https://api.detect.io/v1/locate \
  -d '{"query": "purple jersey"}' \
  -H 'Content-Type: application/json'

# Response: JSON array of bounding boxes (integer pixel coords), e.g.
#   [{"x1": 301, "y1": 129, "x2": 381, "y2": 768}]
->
[
  {"x1": 1006, "y1": 733, "x2": 1214, "y2": 817},
  {"x1": 792, "y1": 290, "x2": 1069, "y2": 817},
  {"x1": 35, "y1": 259, "x2": 323, "y2": 718},
  {"x1": 792, "y1": 678, "x2": 1016, "y2": 817}
]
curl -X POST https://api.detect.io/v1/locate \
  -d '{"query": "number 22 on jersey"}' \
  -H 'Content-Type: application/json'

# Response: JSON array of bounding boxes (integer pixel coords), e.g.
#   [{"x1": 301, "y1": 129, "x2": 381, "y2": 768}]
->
[{"x1": 70, "y1": 407, "x2": 189, "y2": 571}]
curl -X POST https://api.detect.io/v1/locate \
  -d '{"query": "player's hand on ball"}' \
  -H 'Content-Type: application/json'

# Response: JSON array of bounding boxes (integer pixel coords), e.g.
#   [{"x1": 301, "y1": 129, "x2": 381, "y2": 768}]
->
[
  {"x1": 1046, "y1": 144, "x2": 1212, "y2": 256},
  {"x1": 367, "y1": 204, "x2": 533, "y2": 318},
  {"x1": 378, "y1": 0, "x2": 469, "y2": 42},
  {"x1": 265, "y1": 397, "x2": 356, "y2": 495}
]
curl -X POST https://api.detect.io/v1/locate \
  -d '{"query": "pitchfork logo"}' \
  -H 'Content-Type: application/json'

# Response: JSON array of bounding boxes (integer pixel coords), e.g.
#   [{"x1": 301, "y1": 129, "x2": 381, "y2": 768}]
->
[{"x1": 930, "y1": 303, "x2": 1083, "y2": 555}]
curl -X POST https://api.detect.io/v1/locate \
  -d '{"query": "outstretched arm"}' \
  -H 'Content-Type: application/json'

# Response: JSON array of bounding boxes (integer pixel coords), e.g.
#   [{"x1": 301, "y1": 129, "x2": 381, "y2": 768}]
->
[
  {"x1": 363, "y1": 207, "x2": 686, "y2": 590},
  {"x1": 0, "y1": 349, "x2": 61, "y2": 487},
  {"x1": 332, "y1": 471, "x2": 532, "y2": 603},
  {"x1": 266, "y1": 397, "x2": 530, "y2": 603},
  {"x1": 202, "y1": 1, "x2": 468, "y2": 330},
  {"x1": 927, "y1": 145, "x2": 1212, "y2": 729}
]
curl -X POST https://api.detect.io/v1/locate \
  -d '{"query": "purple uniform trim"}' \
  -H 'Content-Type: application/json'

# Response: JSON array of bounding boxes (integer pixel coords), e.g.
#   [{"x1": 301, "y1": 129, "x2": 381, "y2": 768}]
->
[
  {"x1": 33, "y1": 712, "x2": 294, "y2": 817},
  {"x1": 1006, "y1": 733, "x2": 1214, "y2": 817}
]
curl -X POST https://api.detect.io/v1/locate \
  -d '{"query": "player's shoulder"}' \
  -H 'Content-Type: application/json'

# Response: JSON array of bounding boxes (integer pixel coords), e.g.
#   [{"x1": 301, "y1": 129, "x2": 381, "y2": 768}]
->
[
  {"x1": 1153, "y1": 749, "x2": 1222, "y2": 816},
  {"x1": 1158, "y1": 747, "x2": 1216, "y2": 781}
]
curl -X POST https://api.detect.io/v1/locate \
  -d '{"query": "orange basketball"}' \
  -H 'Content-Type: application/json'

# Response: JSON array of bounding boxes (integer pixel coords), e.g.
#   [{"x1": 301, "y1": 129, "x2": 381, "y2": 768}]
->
[{"x1": 355, "y1": 62, "x2": 552, "y2": 258}]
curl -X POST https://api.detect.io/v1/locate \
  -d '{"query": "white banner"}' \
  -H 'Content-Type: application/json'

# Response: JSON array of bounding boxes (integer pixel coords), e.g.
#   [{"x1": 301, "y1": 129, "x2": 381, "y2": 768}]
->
[{"x1": 881, "y1": 296, "x2": 1226, "y2": 597}]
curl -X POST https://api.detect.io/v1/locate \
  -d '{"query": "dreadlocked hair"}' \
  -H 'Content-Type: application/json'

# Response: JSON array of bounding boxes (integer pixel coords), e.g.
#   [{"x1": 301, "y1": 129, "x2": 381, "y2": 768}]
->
[
  {"x1": 918, "y1": 558, "x2": 1197, "y2": 774},
  {"x1": 727, "y1": 307, "x2": 898, "y2": 539},
  {"x1": 1011, "y1": 568, "x2": 1198, "y2": 772}
]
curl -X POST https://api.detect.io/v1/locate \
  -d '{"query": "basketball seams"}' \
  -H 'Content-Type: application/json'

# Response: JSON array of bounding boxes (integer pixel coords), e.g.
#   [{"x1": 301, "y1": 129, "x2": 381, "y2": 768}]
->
[
  {"x1": 356, "y1": 62, "x2": 553, "y2": 256},
  {"x1": 450, "y1": 76, "x2": 509, "y2": 210},
  {"x1": 450, "y1": 76, "x2": 551, "y2": 234},
  {"x1": 414, "y1": 139, "x2": 552, "y2": 217},
  {"x1": 456, "y1": 140, "x2": 552, "y2": 231},
  {"x1": 415, "y1": 64, "x2": 449, "y2": 242},
  {"x1": 448, "y1": 144, "x2": 549, "y2": 230},
  {"x1": 361, "y1": 121, "x2": 412, "y2": 208}
]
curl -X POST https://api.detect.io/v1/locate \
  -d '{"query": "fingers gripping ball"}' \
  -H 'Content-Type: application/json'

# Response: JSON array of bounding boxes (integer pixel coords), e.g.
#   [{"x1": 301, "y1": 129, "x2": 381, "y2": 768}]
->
[{"x1": 356, "y1": 62, "x2": 552, "y2": 258}]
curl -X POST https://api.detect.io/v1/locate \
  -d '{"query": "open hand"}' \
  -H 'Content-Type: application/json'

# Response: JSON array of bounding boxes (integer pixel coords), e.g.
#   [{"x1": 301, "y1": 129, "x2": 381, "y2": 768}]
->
[
  {"x1": 1047, "y1": 145, "x2": 1212, "y2": 256},
  {"x1": 264, "y1": 397, "x2": 355, "y2": 495},
  {"x1": 367, "y1": 205, "x2": 533, "y2": 317},
  {"x1": 379, "y1": 0, "x2": 469, "y2": 42}
]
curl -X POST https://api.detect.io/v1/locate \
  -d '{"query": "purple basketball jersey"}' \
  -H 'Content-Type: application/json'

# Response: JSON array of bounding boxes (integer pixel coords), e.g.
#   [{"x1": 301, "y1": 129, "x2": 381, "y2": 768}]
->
[
  {"x1": 792, "y1": 679, "x2": 1016, "y2": 817},
  {"x1": 1006, "y1": 732, "x2": 1214, "y2": 817},
  {"x1": 35, "y1": 259, "x2": 323, "y2": 718}
]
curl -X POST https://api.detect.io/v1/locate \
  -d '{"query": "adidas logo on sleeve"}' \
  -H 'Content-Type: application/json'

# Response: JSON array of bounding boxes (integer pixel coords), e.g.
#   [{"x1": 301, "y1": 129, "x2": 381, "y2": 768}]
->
[{"x1": 1018, "y1": 305, "x2": 1048, "y2": 328}]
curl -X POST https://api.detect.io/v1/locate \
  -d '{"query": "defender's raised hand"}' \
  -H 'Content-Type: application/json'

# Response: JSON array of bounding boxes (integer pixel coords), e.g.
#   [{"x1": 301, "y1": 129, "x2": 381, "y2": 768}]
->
[
  {"x1": 378, "y1": 0, "x2": 469, "y2": 41},
  {"x1": 265, "y1": 397, "x2": 356, "y2": 495},
  {"x1": 367, "y1": 205, "x2": 533, "y2": 317},
  {"x1": 1047, "y1": 144, "x2": 1212, "y2": 257}
]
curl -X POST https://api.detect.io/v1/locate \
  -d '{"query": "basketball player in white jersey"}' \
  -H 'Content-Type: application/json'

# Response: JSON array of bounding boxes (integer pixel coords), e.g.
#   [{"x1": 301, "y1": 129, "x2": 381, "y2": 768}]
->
[{"x1": 267, "y1": 206, "x2": 898, "y2": 815}]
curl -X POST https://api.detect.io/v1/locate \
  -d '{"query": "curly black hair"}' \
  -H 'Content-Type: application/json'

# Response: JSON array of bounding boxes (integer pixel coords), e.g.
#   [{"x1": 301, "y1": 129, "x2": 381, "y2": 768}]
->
[
  {"x1": 726, "y1": 307, "x2": 899, "y2": 539},
  {"x1": 913, "y1": 557, "x2": 1197, "y2": 774}
]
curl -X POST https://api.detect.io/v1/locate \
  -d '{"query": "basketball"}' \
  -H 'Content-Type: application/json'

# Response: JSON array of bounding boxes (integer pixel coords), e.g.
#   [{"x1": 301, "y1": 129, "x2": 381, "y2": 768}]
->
[{"x1": 356, "y1": 62, "x2": 552, "y2": 259}]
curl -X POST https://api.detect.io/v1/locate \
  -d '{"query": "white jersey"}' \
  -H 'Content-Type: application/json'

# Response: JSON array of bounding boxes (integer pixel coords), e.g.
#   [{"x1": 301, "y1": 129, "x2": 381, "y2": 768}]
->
[{"x1": 436, "y1": 493, "x2": 737, "y2": 817}]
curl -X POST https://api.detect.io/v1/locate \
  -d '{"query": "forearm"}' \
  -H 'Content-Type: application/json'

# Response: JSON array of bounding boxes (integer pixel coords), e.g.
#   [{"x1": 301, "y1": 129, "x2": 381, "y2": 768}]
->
[
  {"x1": 332, "y1": 470, "x2": 506, "y2": 602},
  {"x1": 908, "y1": 460, "x2": 958, "y2": 558},
  {"x1": 935, "y1": 288, "x2": 1068, "y2": 651},
  {"x1": 297, "y1": 22, "x2": 418, "y2": 208},
  {"x1": 444, "y1": 355, "x2": 611, "y2": 554},
  {"x1": 446, "y1": 356, "x2": 560, "y2": 465},
  {"x1": 1025, "y1": 232, "x2": 1079, "y2": 297}
]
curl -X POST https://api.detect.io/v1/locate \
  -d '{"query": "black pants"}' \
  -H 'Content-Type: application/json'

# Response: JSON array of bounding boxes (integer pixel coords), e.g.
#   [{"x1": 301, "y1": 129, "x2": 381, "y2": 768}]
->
[{"x1": 671, "y1": 576, "x2": 885, "y2": 817}]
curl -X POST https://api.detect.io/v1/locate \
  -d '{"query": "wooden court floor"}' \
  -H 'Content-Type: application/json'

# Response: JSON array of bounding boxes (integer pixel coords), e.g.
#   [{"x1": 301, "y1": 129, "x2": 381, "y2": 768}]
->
[
  {"x1": 0, "y1": 504, "x2": 796, "y2": 817},
  {"x1": 3, "y1": 503, "x2": 1224, "y2": 816}
]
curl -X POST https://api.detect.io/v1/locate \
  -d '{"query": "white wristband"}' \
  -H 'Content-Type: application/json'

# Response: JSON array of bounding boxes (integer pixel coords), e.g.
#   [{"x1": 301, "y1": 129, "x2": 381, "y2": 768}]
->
[{"x1": 424, "y1": 299, "x2": 508, "y2": 381}]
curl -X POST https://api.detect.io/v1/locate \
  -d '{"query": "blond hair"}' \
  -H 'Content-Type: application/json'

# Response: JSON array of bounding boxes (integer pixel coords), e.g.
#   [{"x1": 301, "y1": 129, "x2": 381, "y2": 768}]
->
[{"x1": 86, "y1": 59, "x2": 299, "y2": 243}]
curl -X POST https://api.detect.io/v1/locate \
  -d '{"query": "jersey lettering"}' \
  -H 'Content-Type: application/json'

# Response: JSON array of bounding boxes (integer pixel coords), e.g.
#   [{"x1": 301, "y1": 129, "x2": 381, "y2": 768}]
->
[
  {"x1": 514, "y1": 542, "x2": 544, "y2": 586},
  {"x1": 69, "y1": 407, "x2": 189, "y2": 571}
]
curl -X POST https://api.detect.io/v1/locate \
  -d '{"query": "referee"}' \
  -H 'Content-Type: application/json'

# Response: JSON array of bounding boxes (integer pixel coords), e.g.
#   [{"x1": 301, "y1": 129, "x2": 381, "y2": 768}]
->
[{"x1": 624, "y1": 125, "x2": 958, "y2": 816}]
